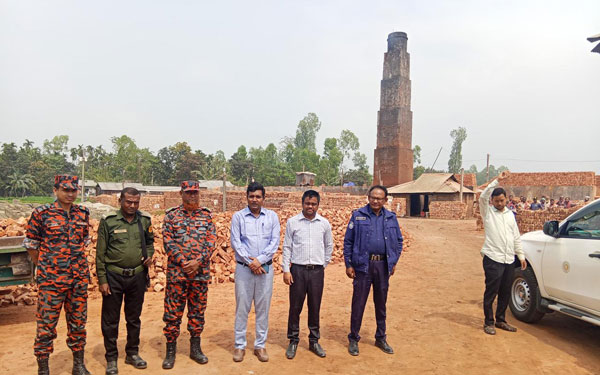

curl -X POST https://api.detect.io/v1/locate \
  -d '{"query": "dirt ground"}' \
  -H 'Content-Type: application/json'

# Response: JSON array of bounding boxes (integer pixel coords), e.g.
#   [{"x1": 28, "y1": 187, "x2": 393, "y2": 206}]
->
[{"x1": 1, "y1": 218, "x2": 599, "y2": 375}]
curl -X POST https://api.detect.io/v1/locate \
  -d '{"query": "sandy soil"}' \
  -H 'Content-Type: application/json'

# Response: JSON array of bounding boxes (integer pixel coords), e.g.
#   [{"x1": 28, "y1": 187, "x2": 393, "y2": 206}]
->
[{"x1": 1, "y1": 218, "x2": 599, "y2": 375}]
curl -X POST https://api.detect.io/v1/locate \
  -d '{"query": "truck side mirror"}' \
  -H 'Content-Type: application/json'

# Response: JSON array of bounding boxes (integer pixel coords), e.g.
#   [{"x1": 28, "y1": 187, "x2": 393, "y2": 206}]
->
[{"x1": 543, "y1": 221, "x2": 559, "y2": 237}]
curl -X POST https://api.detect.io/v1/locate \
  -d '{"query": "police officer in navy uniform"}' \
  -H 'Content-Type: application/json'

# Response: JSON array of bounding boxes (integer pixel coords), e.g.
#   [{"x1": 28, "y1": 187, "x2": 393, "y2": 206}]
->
[
  {"x1": 96, "y1": 187, "x2": 154, "y2": 374},
  {"x1": 343, "y1": 185, "x2": 403, "y2": 356}
]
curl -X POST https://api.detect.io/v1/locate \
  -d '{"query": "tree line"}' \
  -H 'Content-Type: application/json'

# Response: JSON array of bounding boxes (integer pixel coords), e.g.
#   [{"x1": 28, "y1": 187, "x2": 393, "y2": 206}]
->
[{"x1": 1, "y1": 113, "x2": 372, "y2": 196}]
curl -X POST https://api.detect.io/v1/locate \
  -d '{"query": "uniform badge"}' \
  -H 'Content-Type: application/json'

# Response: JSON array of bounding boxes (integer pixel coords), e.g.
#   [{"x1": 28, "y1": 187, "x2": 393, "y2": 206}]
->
[
  {"x1": 349, "y1": 221, "x2": 354, "y2": 229},
  {"x1": 356, "y1": 216, "x2": 367, "y2": 221},
  {"x1": 148, "y1": 226, "x2": 153, "y2": 233},
  {"x1": 114, "y1": 229, "x2": 127, "y2": 234}
]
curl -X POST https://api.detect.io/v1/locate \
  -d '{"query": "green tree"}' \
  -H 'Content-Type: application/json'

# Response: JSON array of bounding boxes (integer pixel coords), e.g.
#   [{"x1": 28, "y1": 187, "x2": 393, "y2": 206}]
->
[
  {"x1": 448, "y1": 127, "x2": 467, "y2": 174},
  {"x1": 294, "y1": 113, "x2": 321, "y2": 152},
  {"x1": 229, "y1": 145, "x2": 253, "y2": 185},
  {"x1": 338, "y1": 130, "x2": 360, "y2": 184},
  {"x1": 6, "y1": 172, "x2": 37, "y2": 197},
  {"x1": 317, "y1": 138, "x2": 342, "y2": 185}
]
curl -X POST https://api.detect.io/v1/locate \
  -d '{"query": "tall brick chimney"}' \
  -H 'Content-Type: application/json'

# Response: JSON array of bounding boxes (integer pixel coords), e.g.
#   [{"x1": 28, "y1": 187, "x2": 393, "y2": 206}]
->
[{"x1": 373, "y1": 31, "x2": 413, "y2": 187}]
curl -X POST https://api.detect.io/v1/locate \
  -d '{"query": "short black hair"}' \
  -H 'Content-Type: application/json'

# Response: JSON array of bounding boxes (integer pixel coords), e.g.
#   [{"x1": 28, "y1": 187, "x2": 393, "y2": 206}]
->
[
  {"x1": 491, "y1": 187, "x2": 506, "y2": 198},
  {"x1": 368, "y1": 185, "x2": 388, "y2": 198},
  {"x1": 120, "y1": 187, "x2": 140, "y2": 198},
  {"x1": 247, "y1": 182, "x2": 265, "y2": 197},
  {"x1": 302, "y1": 189, "x2": 320, "y2": 204}
]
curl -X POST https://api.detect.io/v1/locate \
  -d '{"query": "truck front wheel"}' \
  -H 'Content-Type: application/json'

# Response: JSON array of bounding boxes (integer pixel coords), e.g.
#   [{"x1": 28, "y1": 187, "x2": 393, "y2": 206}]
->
[{"x1": 509, "y1": 267, "x2": 545, "y2": 323}]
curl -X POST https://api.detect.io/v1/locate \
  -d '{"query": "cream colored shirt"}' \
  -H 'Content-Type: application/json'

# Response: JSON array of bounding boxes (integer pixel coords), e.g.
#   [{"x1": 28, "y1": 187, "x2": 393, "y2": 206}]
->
[{"x1": 480, "y1": 179, "x2": 524, "y2": 263}]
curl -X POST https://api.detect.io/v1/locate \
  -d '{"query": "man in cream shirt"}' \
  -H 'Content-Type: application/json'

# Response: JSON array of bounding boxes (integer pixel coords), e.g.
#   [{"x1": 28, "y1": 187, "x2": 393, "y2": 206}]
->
[{"x1": 479, "y1": 170, "x2": 527, "y2": 335}]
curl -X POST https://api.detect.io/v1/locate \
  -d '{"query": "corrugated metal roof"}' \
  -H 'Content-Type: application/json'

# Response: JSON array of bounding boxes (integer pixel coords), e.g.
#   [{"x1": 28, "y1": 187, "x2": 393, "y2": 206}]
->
[
  {"x1": 388, "y1": 173, "x2": 475, "y2": 194},
  {"x1": 144, "y1": 186, "x2": 181, "y2": 193},
  {"x1": 198, "y1": 180, "x2": 234, "y2": 189},
  {"x1": 97, "y1": 182, "x2": 146, "y2": 191}
]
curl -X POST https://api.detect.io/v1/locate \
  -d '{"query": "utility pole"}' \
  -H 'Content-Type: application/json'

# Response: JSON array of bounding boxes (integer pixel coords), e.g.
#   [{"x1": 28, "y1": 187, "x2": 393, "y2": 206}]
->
[
  {"x1": 429, "y1": 147, "x2": 443, "y2": 172},
  {"x1": 486, "y1": 154, "x2": 490, "y2": 182},
  {"x1": 80, "y1": 148, "x2": 86, "y2": 203},
  {"x1": 459, "y1": 168, "x2": 464, "y2": 203},
  {"x1": 222, "y1": 167, "x2": 227, "y2": 212}
]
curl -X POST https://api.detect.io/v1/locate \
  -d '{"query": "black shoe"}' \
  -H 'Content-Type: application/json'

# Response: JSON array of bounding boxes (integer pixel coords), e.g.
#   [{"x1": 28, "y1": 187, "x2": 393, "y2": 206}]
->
[
  {"x1": 309, "y1": 342, "x2": 326, "y2": 358},
  {"x1": 162, "y1": 342, "x2": 177, "y2": 370},
  {"x1": 348, "y1": 340, "x2": 359, "y2": 356},
  {"x1": 72, "y1": 351, "x2": 91, "y2": 375},
  {"x1": 375, "y1": 339, "x2": 394, "y2": 354},
  {"x1": 37, "y1": 357, "x2": 49, "y2": 375},
  {"x1": 190, "y1": 337, "x2": 208, "y2": 364},
  {"x1": 285, "y1": 342, "x2": 298, "y2": 359},
  {"x1": 125, "y1": 354, "x2": 147, "y2": 369},
  {"x1": 105, "y1": 360, "x2": 118, "y2": 375}
]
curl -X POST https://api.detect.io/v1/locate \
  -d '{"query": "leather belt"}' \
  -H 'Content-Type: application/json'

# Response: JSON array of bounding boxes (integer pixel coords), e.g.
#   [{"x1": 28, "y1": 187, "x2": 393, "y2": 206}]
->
[
  {"x1": 107, "y1": 264, "x2": 145, "y2": 276},
  {"x1": 369, "y1": 254, "x2": 387, "y2": 261},
  {"x1": 291, "y1": 264, "x2": 323, "y2": 269},
  {"x1": 237, "y1": 260, "x2": 273, "y2": 267}
]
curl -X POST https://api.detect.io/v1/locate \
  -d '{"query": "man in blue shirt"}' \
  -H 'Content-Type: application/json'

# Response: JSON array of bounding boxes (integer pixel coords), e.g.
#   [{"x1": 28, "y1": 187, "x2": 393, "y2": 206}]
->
[
  {"x1": 343, "y1": 185, "x2": 403, "y2": 356},
  {"x1": 230, "y1": 182, "x2": 280, "y2": 363}
]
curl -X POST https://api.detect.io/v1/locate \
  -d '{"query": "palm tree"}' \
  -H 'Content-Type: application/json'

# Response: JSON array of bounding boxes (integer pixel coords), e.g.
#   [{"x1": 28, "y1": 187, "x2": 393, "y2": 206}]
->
[{"x1": 6, "y1": 172, "x2": 36, "y2": 197}]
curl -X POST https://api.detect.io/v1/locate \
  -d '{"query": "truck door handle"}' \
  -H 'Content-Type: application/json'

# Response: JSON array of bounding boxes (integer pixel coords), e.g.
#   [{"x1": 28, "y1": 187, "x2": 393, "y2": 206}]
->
[{"x1": 589, "y1": 253, "x2": 600, "y2": 259}]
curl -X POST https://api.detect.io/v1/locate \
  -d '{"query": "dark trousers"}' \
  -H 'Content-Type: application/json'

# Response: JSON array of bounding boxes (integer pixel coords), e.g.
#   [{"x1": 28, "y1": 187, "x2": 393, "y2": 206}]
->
[
  {"x1": 287, "y1": 264, "x2": 324, "y2": 344},
  {"x1": 348, "y1": 260, "x2": 389, "y2": 342},
  {"x1": 101, "y1": 270, "x2": 146, "y2": 361},
  {"x1": 482, "y1": 256, "x2": 514, "y2": 326}
]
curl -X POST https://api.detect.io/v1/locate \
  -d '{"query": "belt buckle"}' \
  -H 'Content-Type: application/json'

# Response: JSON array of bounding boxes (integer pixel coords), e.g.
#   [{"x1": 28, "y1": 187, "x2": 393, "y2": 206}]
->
[
  {"x1": 306, "y1": 264, "x2": 315, "y2": 269},
  {"x1": 123, "y1": 268, "x2": 134, "y2": 276}
]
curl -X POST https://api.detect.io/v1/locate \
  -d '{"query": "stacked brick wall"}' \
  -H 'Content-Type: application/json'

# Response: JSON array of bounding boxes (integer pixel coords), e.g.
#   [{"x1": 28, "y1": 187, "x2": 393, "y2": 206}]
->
[
  {"x1": 138, "y1": 195, "x2": 165, "y2": 212},
  {"x1": 515, "y1": 206, "x2": 581, "y2": 234},
  {"x1": 596, "y1": 176, "x2": 600, "y2": 197},
  {"x1": 500, "y1": 172, "x2": 595, "y2": 186},
  {"x1": 453, "y1": 173, "x2": 477, "y2": 188},
  {"x1": 91, "y1": 194, "x2": 118, "y2": 207},
  {"x1": 429, "y1": 201, "x2": 467, "y2": 220}
]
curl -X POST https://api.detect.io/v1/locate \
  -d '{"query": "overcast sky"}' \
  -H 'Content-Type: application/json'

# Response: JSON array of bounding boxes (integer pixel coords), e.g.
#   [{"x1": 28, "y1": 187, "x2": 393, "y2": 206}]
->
[{"x1": 1, "y1": 0, "x2": 599, "y2": 173}]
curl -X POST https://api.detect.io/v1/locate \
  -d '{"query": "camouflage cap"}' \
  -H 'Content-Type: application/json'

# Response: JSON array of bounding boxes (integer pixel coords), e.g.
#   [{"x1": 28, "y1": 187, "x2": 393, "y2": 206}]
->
[
  {"x1": 181, "y1": 180, "x2": 200, "y2": 191},
  {"x1": 54, "y1": 174, "x2": 79, "y2": 190}
]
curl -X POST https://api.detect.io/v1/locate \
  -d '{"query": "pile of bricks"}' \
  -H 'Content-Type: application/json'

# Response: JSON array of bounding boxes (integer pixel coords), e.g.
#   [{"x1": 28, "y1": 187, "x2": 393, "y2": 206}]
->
[
  {"x1": 0, "y1": 207, "x2": 413, "y2": 306},
  {"x1": 515, "y1": 206, "x2": 581, "y2": 234},
  {"x1": 429, "y1": 201, "x2": 467, "y2": 220},
  {"x1": 493, "y1": 172, "x2": 596, "y2": 187}
]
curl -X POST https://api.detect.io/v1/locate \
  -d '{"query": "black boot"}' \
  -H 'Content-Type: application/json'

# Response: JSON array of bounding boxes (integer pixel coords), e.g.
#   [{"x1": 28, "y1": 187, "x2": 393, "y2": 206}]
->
[
  {"x1": 190, "y1": 337, "x2": 208, "y2": 364},
  {"x1": 72, "y1": 351, "x2": 90, "y2": 375},
  {"x1": 37, "y1": 357, "x2": 49, "y2": 375},
  {"x1": 162, "y1": 342, "x2": 176, "y2": 369}
]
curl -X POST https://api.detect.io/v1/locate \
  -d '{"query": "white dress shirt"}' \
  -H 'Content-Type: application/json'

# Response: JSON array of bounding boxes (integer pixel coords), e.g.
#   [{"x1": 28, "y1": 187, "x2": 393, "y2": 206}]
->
[
  {"x1": 480, "y1": 179, "x2": 525, "y2": 263},
  {"x1": 281, "y1": 212, "x2": 333, "y2": 273}
]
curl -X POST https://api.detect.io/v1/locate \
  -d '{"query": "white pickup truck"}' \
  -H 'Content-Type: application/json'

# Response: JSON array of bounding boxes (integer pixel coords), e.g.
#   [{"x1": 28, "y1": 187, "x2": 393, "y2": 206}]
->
[{"x1": 509, "y1": 199, "x2": 600, "y2": 326}]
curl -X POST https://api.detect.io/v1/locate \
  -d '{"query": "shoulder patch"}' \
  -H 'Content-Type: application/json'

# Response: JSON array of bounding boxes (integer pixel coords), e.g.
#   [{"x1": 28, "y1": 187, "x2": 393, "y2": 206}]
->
[
  {"x1": 139, "y1": 210, "x2": 151, "y2": 218},
  {"x1": 102, "y1": 211, "x2": 118, "y2": 220},
  {"x1": 34, "y1": 203, "x2": 53, "y2": 213},
  {"x1": 201, "y1": 206, "x2": 211, "y2": 213},
  {"x1": 165, "y1": 206, "x2": 178, "y2": 214},
  {"x1": 348, "y1": 221, "x2": 354, "y2": 229}
]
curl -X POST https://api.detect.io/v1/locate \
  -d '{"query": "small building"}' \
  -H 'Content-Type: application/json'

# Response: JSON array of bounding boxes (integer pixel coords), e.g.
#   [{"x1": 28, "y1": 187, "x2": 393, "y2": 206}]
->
[
  {"x1": 388, "y1": 173, "x2": 475, "y2": 218},
  {"x1": 96, "y1": 182, "x2": 145, "y2": 196},
  {"x1": 198, "y1": 180, "x2": 234, "y2": 189},
  {"x1": 143, "y1": 185, "x2": 181, "y2": 194},
  {"x1": 295, "y1": 172, "x2": 316, "y2": 186},
  {"x1": 78, "y1": 180, "x2": 97, "y2": 197}
]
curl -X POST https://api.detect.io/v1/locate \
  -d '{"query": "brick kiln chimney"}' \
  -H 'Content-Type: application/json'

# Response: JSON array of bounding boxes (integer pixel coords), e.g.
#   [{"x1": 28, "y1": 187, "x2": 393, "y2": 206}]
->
[{"x1": 373, "y1": 31, "x2": 413, "y2": 187}]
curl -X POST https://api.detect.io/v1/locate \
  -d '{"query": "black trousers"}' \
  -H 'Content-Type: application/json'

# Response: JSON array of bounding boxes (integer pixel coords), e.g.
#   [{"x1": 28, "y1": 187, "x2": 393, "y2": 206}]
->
[
  {"x1": 287, "y1": 264, "x2": 324, "y2": 344},
  {"x1": 101, "y1": 270, "x2": 146, "y2": 361},
  {"x1": 482, "y1": 256, "x2": 515, "y2": 326},
  {"x1": 348, "y1": 260, "x2": 389, "y2": 342}
]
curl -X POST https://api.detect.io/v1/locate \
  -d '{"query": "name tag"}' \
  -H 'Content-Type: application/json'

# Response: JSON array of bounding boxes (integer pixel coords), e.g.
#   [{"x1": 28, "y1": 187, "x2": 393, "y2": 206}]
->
[
  {"x1": 355, "y1": 216, "x2": 367, "y2": 221},
  {"x1": 47, "y1": 222, "x2": 62, "y2": 228},
  {"x1": 114, "y1": 229, "x2": 127, "y2": 234},
  {"x1": 76, "y1": 221, "x2": 87, "y2": 226}
]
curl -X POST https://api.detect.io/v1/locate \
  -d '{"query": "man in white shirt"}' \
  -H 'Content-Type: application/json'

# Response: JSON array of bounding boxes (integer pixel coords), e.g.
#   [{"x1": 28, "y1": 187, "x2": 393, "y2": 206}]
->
[
  {"x1": 282, "y1": 190, "x2": 333, "y2": 359},
  {"x1": 479, "y1": 171, "x2": 527, "y2": 335}
]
